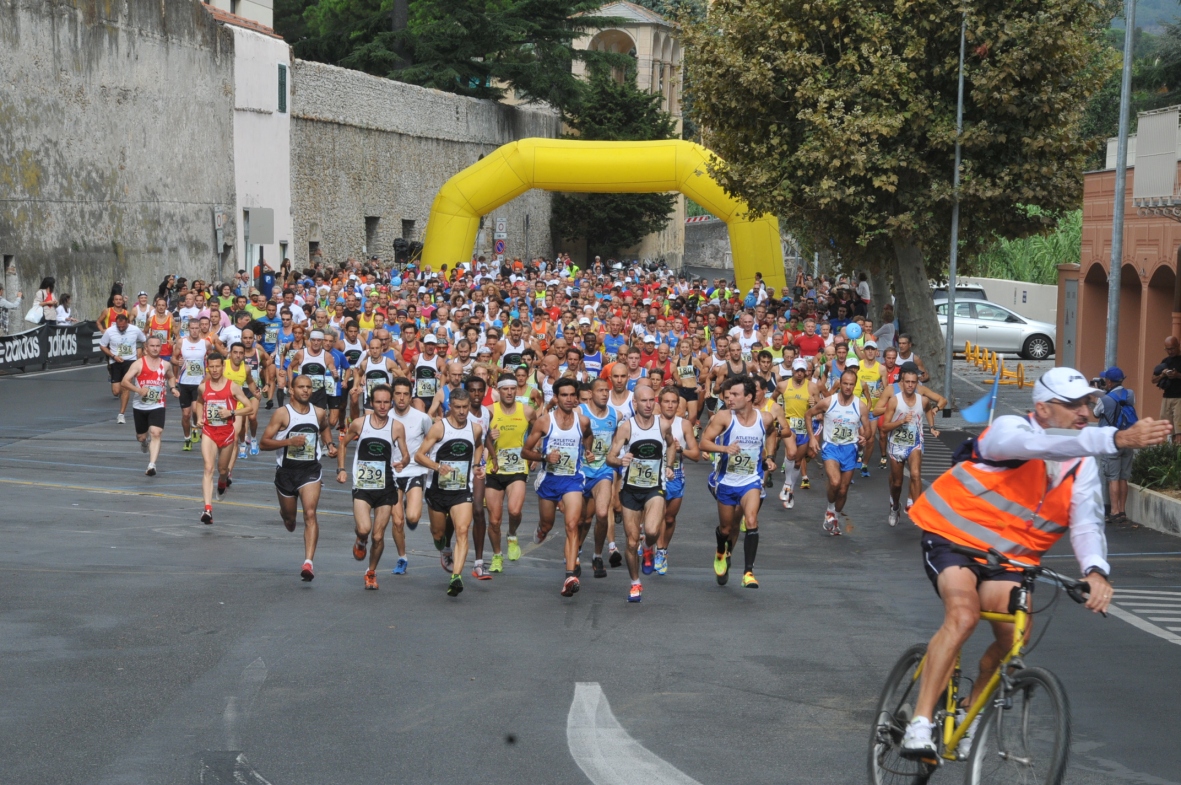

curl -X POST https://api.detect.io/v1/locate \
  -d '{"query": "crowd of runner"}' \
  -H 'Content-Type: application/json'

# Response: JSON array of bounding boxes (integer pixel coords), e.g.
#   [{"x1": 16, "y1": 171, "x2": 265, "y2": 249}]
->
[{"x1": 94, "y1": 256, "x2": 947, "y2": 601}]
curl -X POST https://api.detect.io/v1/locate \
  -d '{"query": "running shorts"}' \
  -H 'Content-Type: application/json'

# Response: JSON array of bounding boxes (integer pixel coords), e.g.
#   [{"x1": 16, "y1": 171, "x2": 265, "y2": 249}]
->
[
  {"x1": 133, "y1": 407, "x2": 166, "y2": 434},
  {"x1": 793, "y1": 431, "x2": 810, "y2": 447},
  {"x1": 425, "y1": 487, "x2": 473, "y2": 511},
  {"x1": 352, "y1": 486, "x2": 399, "y2": 508},
  {"x1": 177, "y1": 383, "x2": 201, "y2": 408},
  {"x1": 581, "y1": 467, "x2": 615, "y2": 496},
  {"x1": 887, "y1": 441, "x2": 921, "y2": 464},
  {"x1": 821, "y1": 443, "x2": 859, "y2": 472},
  {"x1": 108, "y1": 361, "x2": 132, "y2": 384},
  {"x1": 921, "y1": 532, "x2": 1022, "y2": 596},
  {"x1": 309, "y1": 389, "x2": 329, "y2": 409},
  {"x1": 707, "y1": 474, "x2": 763, "y2": 507},
  {"x1": 203, "y1": 424, "x2": 237, "y2": 449},
  {"x1": 327, "y1": 394, "x2": 345, "y2": 412},
  {"x1": 665, "y1": 475, "x2": 685, "y2": 501},
  {"x1": 485, "y1": 472, "x2": 527, "y2": 492},
  {"x1": 676, "y1": 385, "x2": 698, "y2": 402},
  {"x1": 394, "y1": 474, "x2": 426, "y2": 493},
  {"x1": 275, "y1": 463, "x2": 323, "y2": 498},
  {"x1": 620, "y1": 486, "x2": 665, "y2": 511},
  {"x1": 537, "y1": 473, "x2": 584, "y2": 502}
]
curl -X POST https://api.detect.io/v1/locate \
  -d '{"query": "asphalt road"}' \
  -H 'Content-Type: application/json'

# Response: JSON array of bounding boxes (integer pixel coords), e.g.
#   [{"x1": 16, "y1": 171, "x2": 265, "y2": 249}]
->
[{"x1": 2, "y1": 365, "x2": 1179, "y2": 785}]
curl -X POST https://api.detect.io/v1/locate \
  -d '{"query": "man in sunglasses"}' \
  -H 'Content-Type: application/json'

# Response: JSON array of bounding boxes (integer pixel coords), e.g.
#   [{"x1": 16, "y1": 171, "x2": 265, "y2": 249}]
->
[{"x1": 899, "y1": 367, "x2": 1172, "y2": 758}]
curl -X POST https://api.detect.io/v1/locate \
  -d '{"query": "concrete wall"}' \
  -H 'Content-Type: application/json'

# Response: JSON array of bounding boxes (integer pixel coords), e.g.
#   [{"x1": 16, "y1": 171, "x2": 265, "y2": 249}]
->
[
  {"x1": 0, "y1": 0, "x2": 237, "y2": 321},
  {"x1": 683, "y1": 218, "x2": 732, "y2": 269},
  {"x1": 230, "y1": 26, "x2": 291, "y2": 273},
  {"x1": 959, "y1": 276, "x2": 1058, "y2": 324},
  {"x1": 290, "y1": 60, "x2": 561, "y2": 267}
]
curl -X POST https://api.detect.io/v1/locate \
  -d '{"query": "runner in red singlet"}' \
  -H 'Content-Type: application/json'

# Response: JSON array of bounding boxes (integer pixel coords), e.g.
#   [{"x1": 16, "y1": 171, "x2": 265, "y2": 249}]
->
[{"x1": 196, "y1": 353, "x2": 252, "y2": 525}]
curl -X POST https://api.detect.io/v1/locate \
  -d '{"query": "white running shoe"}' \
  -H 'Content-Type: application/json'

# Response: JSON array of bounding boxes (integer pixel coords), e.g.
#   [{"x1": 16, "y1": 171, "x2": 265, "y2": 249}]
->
[
  {"x1": 117, "y1": 413, "x2": 126, "y2": 424},
  {"x1": 778, "y1": 483, "x2": 790, "y2": 502},
  {"x1": 784, "y1": 487, "x2": 794, "y2": 510},
  {"x1": 901, "y1": 717, "x2": 937, "y2": 757},
  {"x1": 141, "y1": 438, "x2": 149, "y2": 454},
  {"x1": 145, "y1": 463, "x2": 157, "y2": 477},
  {"x1": 823, "y1": 511, "x2": 841, "y2": 535},
  {"x1": 888, "y1": 504, "x2": 899, "y2": 527},
  {"x1": 956, "y1": 711, "x2": 980, "y2": 759}
]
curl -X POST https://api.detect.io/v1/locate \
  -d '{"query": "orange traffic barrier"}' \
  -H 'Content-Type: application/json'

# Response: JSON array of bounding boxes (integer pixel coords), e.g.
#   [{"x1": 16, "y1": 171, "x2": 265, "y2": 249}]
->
[{"x1": 998, "y1": 357, "x2": 1026, "y2": 389}]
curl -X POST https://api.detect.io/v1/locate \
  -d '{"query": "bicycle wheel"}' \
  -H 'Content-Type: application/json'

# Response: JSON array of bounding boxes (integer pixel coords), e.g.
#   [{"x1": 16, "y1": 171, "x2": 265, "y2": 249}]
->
[
  {"x1": 965, "y1": 667, "x2": 1071, "y2": 785},
  {"x1": 868, "y1": 644, "x2": 938, "y2": 785}
]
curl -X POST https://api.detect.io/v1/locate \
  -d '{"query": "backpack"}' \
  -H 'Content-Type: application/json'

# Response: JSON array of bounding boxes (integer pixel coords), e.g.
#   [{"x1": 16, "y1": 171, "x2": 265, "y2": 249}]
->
[{"x1": 1105, "y1": 388, "x2": 1138, "y2": 430}]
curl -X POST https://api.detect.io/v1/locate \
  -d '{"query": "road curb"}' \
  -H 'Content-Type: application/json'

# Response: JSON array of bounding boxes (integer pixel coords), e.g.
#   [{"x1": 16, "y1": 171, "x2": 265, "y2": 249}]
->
[{"x1": 1126, "y1": 484, "x2": 1181, "y2": 539}]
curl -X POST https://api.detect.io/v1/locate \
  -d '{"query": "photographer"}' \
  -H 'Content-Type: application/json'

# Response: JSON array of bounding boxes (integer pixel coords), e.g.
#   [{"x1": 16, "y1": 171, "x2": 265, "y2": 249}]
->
[
  {"x1": 1093, "y1": 367, "x2": 1137, "y2": 523},
  {"x1": 1151, "y1": 335, "x2": 1181, "y2": 444}
]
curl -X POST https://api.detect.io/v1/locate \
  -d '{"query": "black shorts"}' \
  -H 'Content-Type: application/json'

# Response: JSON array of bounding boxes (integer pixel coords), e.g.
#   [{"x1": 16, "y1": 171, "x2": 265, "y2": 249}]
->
[
  {"x1": 327, "y1": 394, "x2": 344, "y2": 411},
  {"x1": 676, "y1": 385, "x2": 698, "y2": 402},
  {"x1": 133, "y1": 407, "x2": 166, "y2": 434},
  {"x1": 275, "y1": 463, "x2": 323, "y2": 498},
  {"x1": 178, "y1": 383, "x2": 201, "y2": 408},
  {"x1": 352, "y1": 486, "x2": 399, "y2": 508},
  {"x1": 703, "y1": 396, "x2": 722, "y2": 413},
  {"x1": 425, "y1": 487, "x2": 473, "y2": 511},
  {"x1": 921, "y1": 532, "x2": 1022, "y2": 596},
  {"x1": 485, "y1": 472, "x2": 527, "y2": 492},
  {"x1": 108, "y1": 361, "x2": 131, "y2": 384},
  {"x1": 394, "y1": 474, "x2": 427, "y2": 494},
  {"x1": 620, "y1": 486, "x2": 665, "y2": 511},
  {"x1": 309, "y1": 389, "x2": 329, "y2": 409}
]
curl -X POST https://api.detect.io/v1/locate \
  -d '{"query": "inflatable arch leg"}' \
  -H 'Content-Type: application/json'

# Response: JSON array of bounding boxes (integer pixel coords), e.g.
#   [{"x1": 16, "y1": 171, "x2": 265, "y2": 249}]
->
[{"x1": 421, "y1": 138, "x2": 785, "y2": 294}]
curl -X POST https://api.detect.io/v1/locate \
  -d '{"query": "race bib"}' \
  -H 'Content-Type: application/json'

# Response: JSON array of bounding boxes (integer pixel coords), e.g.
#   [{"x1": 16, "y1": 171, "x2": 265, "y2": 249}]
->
[
  {"x1": 117, "y1": 342, "x2": 136, "y2": 358},
  {"x1": 727, "y1": 446, "x2": 761, "y2": 476},
  {"x1": 323, "y1": 374, "x2": 334, "y2": 392},
  {"x1": 152, "y1": 329, "x2": 169, "y2": 343},
  {"x1": 439, "y1": 460, "x2": 470, "y2": 491},
  {"x1": 311, "y1": 375, "x2": 325, "y2": 390},
  {"x1": 415, "y1": 377, "x2": 437, "y2": 398},
  {"x1": 789, "y1": 417, "x2": 806, "y2": 434},
  {"x1": 496, "y1": 448, "x2": 525, "y2": 474},
  {"x1": 677, "y1": 365, "x2": 696, "y2": 381},
  {"x1": 142, "y1": 384, "x2": 164, "y2": 405},
  {"x1": 891, "y1": 424, "x2": 918, "y2": 447},
  {"x1": 605, "y1": 352, "x2": 617, "y2": 363},
  {"x1": 264, "y1": 325, "x2": 279, "y2": 345},
  {"x1": 586, "y1": 434, "x2": 610, "y2": 468},
  {"x1": 627, "y1": 457, "x2": 661, "y2": 488},
  {"x1": 741, "y1": 351, "x2": 753, "y2": 363},
  {"x1": 867, "y1": 380, "x2": 884, "y2": 398},
  {"x1": 830, "y1": 422, "x2": 856, "y2": 445},
  {"x1": 186, "y1": 360, "x2": 204, "y2": 378},
  {"x1": 250, "y1": 368, "x2": 261, "y2": 386},
  {"x1": 550, "y1": 444, "x2": 579, "y2": 476},
  {"x1": 354, "y1": 460, "x2": 386, "y2": 490},
  {"x1": 286, "y1": 433, "x2": 317, "y2": 461},
  {"x1": 135, "y1": 315, "x2": 147, "y2": 329},
  {"x1": 205, "y1": 401, "x2": 227, "y2": 426},
  {"x1": 366, "y1": 377, "x2": 383, "y2": 398}
]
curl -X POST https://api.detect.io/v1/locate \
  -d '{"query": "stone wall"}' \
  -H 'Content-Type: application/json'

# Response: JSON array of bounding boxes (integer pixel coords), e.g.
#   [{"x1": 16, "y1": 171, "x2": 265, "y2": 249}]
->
[
  {"x1": 290, "y1": 60, "x2": 561, "y2": 268},
  {"x1": 683, "y1": 218, "x2": 732, "y2": 269},
  {"x1": 0, "y1": 0, "x2": 237, "y2": 323}
]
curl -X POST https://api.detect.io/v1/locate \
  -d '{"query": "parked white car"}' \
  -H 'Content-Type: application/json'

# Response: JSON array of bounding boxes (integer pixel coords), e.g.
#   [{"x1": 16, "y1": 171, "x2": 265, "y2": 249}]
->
[{"x1": 936, "y1": 299, "x2": 1055, "y2": 360}]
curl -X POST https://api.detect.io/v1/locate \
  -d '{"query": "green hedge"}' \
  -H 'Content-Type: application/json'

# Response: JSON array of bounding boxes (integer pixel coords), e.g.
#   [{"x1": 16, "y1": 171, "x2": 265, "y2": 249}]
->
[{"x1": 1130, "y1": 443, "x2": 1181, "y2": 491}]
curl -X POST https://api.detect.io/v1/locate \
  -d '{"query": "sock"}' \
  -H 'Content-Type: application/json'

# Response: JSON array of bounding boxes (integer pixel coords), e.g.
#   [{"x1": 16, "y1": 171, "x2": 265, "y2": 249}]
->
[
  {"x1": 508, "y1": 534, "x2": 518, "y2": 541},
  {"x1": 715, "y1": 527, "x2": 729, "y2": 554},
  {"x1": 304, "y1": 559, "x2": 313, "y2": 567},
  {"x1": 827, "y1": 502, "x2": 836, "y2": 514},
  {"x1": 433, "y1": 536, "x2": 447, "y2": 551},
  {"x1": 632, "y1": 579, "x2": 641, "y2": 586},
  {"x1": 204, "y1": 504, "x2": 212, "y2": 512},
  {"x1": 566, "y1": 569, "x2": 575, "y2": 578},
  {"x1": 657, "y1": 547, "x2": 667, "y2": 555},
  {"x1": 609, "y1": 540, "x2": 617, "y2": 551},
  {"x1": 743, "y1": 530, "x2": 759, "y2": 572},
  {"x1": 475, "y1": 558, "x2": 483, "y2": 567},
  {"x1": 451, "y1": 573, "x2": 460, "y2": 580}
]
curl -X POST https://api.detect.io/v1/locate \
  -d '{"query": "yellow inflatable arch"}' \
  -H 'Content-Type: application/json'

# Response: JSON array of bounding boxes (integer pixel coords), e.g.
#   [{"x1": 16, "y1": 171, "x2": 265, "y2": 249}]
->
[{"x1": 421, "y1": 138, "x2": 785, "y2": 294}]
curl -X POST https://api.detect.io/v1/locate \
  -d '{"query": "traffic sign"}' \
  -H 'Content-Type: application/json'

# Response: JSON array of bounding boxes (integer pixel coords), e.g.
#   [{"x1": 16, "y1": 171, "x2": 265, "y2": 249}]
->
[
  {"x1": 494, "y1": 239, "x2": 506, "y2": 254},
  {"x1": 495, "y1": 219, "x2": 507, "y2": 234},
  {"x1": 494, "y1": 232, "x2": 507, "y2": 240}
]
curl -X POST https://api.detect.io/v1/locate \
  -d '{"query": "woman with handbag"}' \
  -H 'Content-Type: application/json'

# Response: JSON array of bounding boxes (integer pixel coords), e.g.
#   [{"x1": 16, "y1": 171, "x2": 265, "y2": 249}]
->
[{"x1": 27, "y1": 277, "x2": 57, "y2": 325}]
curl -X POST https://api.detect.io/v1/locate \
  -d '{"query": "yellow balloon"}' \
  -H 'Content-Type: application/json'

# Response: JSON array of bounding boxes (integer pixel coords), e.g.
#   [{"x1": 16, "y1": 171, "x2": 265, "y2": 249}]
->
[{"x1": 422, "y1": 138, "x2": 785, "y2": 294}]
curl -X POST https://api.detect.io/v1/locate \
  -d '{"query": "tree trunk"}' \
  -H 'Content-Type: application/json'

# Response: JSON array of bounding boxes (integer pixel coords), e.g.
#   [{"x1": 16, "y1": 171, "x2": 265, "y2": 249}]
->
[
  {"x1": 891, "y1": 237, "x2": 946, "y2": 396},
  {"x1": 868, "y1": 263, "x2": 892, "y2": 326}
]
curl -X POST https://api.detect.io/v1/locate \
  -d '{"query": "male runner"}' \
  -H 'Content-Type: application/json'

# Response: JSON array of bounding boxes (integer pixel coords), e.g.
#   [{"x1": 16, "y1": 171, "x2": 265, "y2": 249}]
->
[
  {"x1": 699, "y1": 376, "x2": 783, "y2": 588},
  {"x1": 878, "y1": 365, "x2": 946, "y2": 526},
  {"x1": 523, "y1": 377, "x2": 592, "y2": 597},
  {"x1": 415, "y1": 388, "x2": 484, "y2": 597},
  {"x1": 337, "y1": 384, "x2": 409, "y2": 589},
  {"x1": 895, "y1": 333, "x2": 928, "y2": 383},
  {"x1": 777, "y1": 358, "x2": 818, "y2": 508},
  {"x1": 259, "y1": 374, "x2": 338, "y2": 580},
  {"x1": 352, "y1": 337, "x2": 399, "y2": 413},
  {"x1": 410, "y1": 334, "x2": 445, "y2": 412},
  {"x1": 855, "y1": 341, "x2": 886, "y2": 477},
  {"x1": 655, "y1": 387, "x2": 700, "y2": 576},
  {"x1": 464, "y1": 374, "x2": 493, "y2": 579},
  {"x1": 99, "y1": 313, "x2": 145, "y2": 424},
  {"x1": 289, "y1": 330, "x2": 338, "y2": 412},
  {"x1": 806, "y1": 368, "x2": 869, "y2": 535},
  {"x1": 175, "y1": 318, "x2": 211, "y2": 450},
  {"x1": 389, "y1": 377, "x2": 434, "y2": 573},
  {"x1": 121, "y1": 335, "x2": 179, "y2": 476},
  {"x1": 195, "y1": 354, "x2": 253, "y2": 525},
  {"x1": 240, "y1": 328, "x2": 271, "y2": 455},
  {"x1": 579, "y1": 379, "x2": 618, "y2": 579},
  {"x1": 485, "y1": 374, "x2": 536, "y2": 571}
]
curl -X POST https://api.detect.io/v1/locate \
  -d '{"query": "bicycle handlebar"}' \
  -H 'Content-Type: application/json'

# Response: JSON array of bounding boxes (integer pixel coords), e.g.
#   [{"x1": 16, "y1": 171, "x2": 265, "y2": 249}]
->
[{"x1": 947, "y1": 543, "x2": 1091, "y2": 605}]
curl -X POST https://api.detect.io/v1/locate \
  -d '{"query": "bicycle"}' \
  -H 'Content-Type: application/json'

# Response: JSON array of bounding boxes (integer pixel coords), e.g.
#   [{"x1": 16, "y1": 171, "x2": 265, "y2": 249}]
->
[{"x1": 869, "y1": 544, "x2": 1099, "y2": 785}]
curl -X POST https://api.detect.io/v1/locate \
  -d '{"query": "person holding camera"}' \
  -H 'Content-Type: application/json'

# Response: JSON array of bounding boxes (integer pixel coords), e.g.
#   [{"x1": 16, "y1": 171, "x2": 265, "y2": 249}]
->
[
  {"x1": 1093, "y1": 367, "x2": 1137, "y2": 523},
  {"x1": 1152, "y1": 335, "x2": 1181, "y2": 444}
]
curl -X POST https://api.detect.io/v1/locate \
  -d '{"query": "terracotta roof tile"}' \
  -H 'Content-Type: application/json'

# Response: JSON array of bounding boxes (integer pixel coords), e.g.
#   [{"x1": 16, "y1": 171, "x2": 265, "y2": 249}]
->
[{"x1": 202, "y1": 3, "x2": 285, "y2": 40}]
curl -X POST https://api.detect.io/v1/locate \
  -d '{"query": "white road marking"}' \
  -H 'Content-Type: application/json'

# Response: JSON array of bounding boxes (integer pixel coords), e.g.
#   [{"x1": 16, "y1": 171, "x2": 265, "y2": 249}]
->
[
  {"x1": 567, "y1": 683, "x2": 702, "y2": 785},
  {"x1": 1107, "y1": 605, "x2": 1181, "y2": 646},
  {"x1": 2, "y1": 364, "x2": 107, "y2": 378}
]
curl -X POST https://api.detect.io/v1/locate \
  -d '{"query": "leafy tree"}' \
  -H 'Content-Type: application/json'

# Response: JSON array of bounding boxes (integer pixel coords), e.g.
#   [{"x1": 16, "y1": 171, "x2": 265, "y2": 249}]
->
[
  {"x1": 552, "y1": 64, "x2": 679, "y2": 259},
  {"x1": 685, "y1": 0, "x2": 1116, "y2": 392}
]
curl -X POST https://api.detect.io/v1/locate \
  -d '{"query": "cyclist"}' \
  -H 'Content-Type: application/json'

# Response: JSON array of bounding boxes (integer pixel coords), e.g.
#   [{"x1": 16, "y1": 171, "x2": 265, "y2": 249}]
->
[{"x1": 899, "y1": 367, "x2": 1171, "y2": 757}]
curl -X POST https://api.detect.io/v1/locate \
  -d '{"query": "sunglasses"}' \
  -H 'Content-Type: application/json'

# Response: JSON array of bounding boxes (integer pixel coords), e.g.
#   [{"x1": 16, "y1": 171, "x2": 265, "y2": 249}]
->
[{"x1": 1048, "y1": 398, "x2": 1090, "y2": 411}]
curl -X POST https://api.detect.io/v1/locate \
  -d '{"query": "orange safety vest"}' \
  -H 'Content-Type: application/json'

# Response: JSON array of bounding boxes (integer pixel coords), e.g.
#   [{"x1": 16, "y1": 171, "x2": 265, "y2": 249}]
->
[{"x1": 909, "y1": 441, "x2": 1077, "y2": 566}]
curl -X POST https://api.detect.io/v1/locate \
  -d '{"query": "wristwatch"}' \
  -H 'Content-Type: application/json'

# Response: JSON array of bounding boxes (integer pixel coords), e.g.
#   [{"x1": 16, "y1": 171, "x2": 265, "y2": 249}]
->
[{"x1": 1084, "y1": 566, "x2": 1109, "y2": 580}]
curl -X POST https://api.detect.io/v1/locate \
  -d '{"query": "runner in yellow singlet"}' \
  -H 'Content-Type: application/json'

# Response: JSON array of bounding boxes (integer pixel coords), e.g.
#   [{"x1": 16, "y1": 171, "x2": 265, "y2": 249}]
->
[
  {"x1": 777, "y1": 358, "x2": 818, "y2": 508},
  {"x1": 485, "y1": 375, "x2": 536, "y2": 571},
  {"x1": 854, "y1": 341, "x2": 885, "y2": 477}
]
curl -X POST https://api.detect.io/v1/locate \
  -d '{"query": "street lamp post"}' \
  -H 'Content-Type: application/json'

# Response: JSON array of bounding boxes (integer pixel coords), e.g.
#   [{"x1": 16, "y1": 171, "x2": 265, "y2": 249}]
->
[
  {"x1": 1106, "y1": 0, "x2": 1136, "y2": 368},
  {"x1": 943, "y1": 12, "x2": 967, "y2": 416}
]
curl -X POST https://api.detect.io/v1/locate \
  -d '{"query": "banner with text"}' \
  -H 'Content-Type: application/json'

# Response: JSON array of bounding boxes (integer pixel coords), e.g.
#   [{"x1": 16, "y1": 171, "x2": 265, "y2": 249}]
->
[{"x1": 0, "y1": 322, "x2": 101, "y2": 371}]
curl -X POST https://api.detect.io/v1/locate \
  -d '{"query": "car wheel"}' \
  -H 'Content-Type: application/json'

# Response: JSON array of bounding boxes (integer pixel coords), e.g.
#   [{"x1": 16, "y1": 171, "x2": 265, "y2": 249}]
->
[{"x1": 1022, "y1": 334, "x2": 1053, "y2": 360}]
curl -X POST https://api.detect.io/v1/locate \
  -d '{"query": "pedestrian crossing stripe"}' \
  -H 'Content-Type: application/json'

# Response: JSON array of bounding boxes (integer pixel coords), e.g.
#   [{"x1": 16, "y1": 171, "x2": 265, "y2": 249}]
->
[{"x1": 1111, "y1": 589, "x2": 1181, "y2": 643}]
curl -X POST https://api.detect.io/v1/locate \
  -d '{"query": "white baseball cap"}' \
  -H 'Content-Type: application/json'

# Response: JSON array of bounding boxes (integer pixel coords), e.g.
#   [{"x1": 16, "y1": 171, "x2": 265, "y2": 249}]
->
[
  {"x1": 643, "y1": 335, "x2": 656, "y2": 344},
  {"x1": 846, "y1": 357, "x2": 860, "y2": 367},
  {"x1": 579, "y1": 317, "x2": 591, "y2": 325},
  {"x1": 1032, "y1": 367, "x2": 1101, "y2": 404},
  {"x1": 423, "y1": 334, "x2": 438, "y2": 344},
  {"x1": 792, "y1": 358, "x2": 809, "y2": 371}
]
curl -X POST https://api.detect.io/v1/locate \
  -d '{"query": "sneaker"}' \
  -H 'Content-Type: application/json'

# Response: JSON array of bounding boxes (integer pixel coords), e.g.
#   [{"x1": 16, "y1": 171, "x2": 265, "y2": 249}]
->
[
  {"x1": 265, "y1": 398, "x2": 274, "y2": 410},
  {"x1": 956, "y1": 711, "x2": 980, "y2": 759},
  {"x1": 473, "y1": 562, "x2": 491, "y2": 580},
  {"x1": 283, "y1": 517, "x2": 296, "y2": 533},
  {"x1": 183, "y1": 435, "x2": 193, "y2": 452},
  {"x1": 300, "y1": 561, "x2": 315, "y2": 582},
  {"x1": 608, "y1": 544, "x2": 622, "y2": 568},
  {"x1": 713, "y1": 550, "x2": 731, "y2": 585},
  {"x1": 507, "y1": 536, "x2": 521, "y2": 561},
  {"x1": 654, "y1": 549, "x2": 668, "y2": 576},
  {"x1": 561, "y1": 575, "x2": 580, "y2": 597},
  {"x1": 200, "y1": 508, "x2": 213, "y2": 525},
  {"x1": 490, "y1": 553, "x2": 504, "y2": 573},
  {"x1": 533, "y1": 529, "x2": 547, "y2": 545},
  {"x1": 742, "y1": 571, "x2": 759, "y2": 589},
  {"x1": 627, "y1": 583, "x2": 643, "y2": 603},
  {"x1": 250, "y1": 440, "x2": 259, "y2": 457},
  {"x1": 783, "y1": 487, "x2": 794, "y2": 510},
  {"x1": 641, "y1": 547, "x2": 655, "y2": 575},
  {"x1": 906, "y1": 498, "x2": 914, "y2": 512},
  {"x1": 224, "y1": 474, "x2": 233, "y2": 489},
  {"x1": 573, "y1": 561, "x2": 582, "y2": 578},
  {"x1": 364, "y1": 570, "x2": 378, "y2": 590},
  {"x1": 353, "y1": 538, "x2": 367, "y2": 561},
  {"x1": 117, "y1": 413, "x2": 126, "y2": 424},
  {"x1": 739, "y1": 517, "x2": 747, "y2": 533},
  {"x1": 145, "y1": 463, "x2": 156, "y2": 477},
  {"x1": 592, "y1": 555, "x2": 607, "y2": 578},
  {"x1": 141, "y1": 438, "x2": 149, "y2": 454},
  {"x1": 800, "y1": 477, "x2": 810, "y2": 490},
  {"x1": 238, "y1": 442, "x2": 247, "y2": 459},
  {"x1": 880, "y1": 456, "x2": 887, "y2": 469},
  {"x1": 860, "y1": 464, "x2": 870, "y2": 478},
  {"x1": 779, "y1": 482, "x2": 790, "y2": 502},
  {"x1": 440, "y1": 549, "x2": 454, "y2": 573},
  {"x1": 888, "y1": 504, "x2": 899, "y2": 528},
  {"x1": 447, "y1": 575, "x2": 463, "y2": 597},
  {"x1": 217, "y1": 480, "x2": 227, "y2": 501},
  {"x1": 823, "y1": 511, "x2": 841, "y2": 535},
  {"x1": 392, "y1": 556, "x2": 408, "y2": 575},
  {"x1": 900, "y1": 717, "x2": 937, "y2": 758}
]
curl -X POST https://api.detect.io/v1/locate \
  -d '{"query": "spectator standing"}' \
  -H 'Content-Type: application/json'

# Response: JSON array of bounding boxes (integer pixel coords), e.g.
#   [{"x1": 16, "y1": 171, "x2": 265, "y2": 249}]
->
[
  {"x1": 1093, "y1": 367, "x2": 1137, "y2": 523},
  {"x1": 1151, "y1": 335, "x2": 1181, "y2": 443},
  {"x1": 0, "y1": 283, "x2": 22, "y2": 336},
  {"x1": 30, "y1": 277, "x2": 57, "y2": 326},
  {"x1": 856, "y1": 272, "x2": 871, "y2": 316}
]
